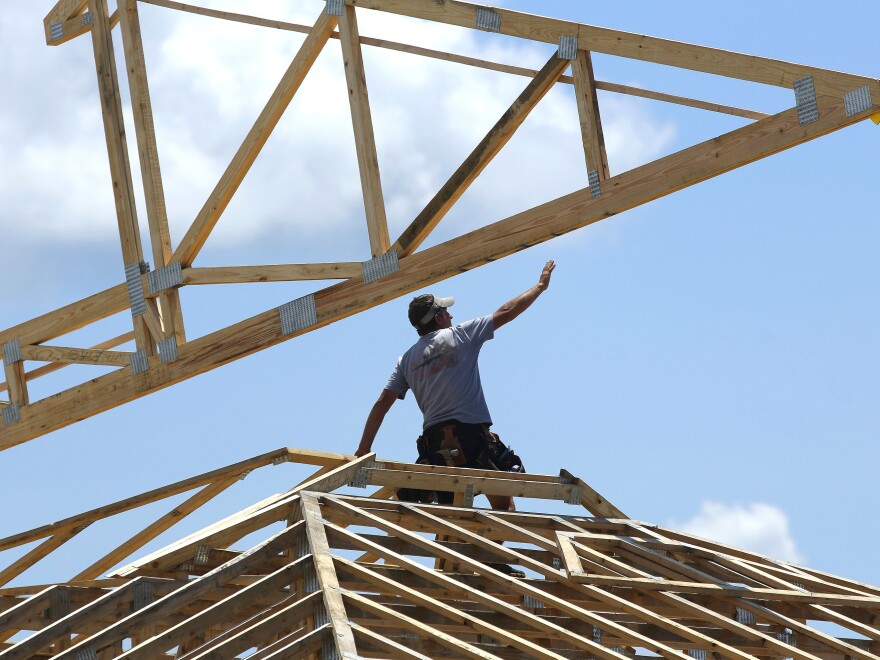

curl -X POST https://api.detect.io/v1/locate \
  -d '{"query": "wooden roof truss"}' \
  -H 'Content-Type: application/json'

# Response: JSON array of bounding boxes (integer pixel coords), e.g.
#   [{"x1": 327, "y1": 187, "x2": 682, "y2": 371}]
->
[
  {"x1": 1, "y1": 0, "x2": 877, "y2": 451},
  {"x1": 1, "y1": 448, "x2": 879, "y2": 658}
]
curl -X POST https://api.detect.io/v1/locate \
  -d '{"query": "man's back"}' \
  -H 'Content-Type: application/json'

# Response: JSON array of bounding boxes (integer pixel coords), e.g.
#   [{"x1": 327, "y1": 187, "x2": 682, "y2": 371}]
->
[{"x1": 387, "y1": 316, "x2": 494, "y2": 429}]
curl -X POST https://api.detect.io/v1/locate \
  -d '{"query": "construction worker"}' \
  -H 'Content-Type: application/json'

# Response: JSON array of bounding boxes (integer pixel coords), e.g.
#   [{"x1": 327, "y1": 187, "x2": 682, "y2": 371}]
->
[{"x1": 355, "y1": 259, "x2": 556, "y2": 513}]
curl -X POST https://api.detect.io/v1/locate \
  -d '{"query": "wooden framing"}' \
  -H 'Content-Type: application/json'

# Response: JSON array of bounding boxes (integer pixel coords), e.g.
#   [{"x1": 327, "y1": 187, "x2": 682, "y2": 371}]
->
[
  {"x1": 4, "y1": 1, "x2": 876, "y2": 454},
  {"x1": 1, "y1": 448, "x2": 878, "y2": 658}
]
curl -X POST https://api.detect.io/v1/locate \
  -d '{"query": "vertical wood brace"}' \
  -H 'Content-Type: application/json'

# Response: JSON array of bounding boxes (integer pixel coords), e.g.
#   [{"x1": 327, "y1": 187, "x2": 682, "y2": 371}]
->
[
  {"x1": 2, "y1": 339, "x2": 28, "y2": 408},
  {"x1": 117, "y1": 0, "x2": 185, "y2": 344},
  {"x1": 572, "y1": 49, "x2": 610, "y2": 181},
  {"x1": 87, "y1": 0, "x2": 155, "y2": 356},
  {"x1": 338, "y1": 4, "x2": 390, "y2": 257}
]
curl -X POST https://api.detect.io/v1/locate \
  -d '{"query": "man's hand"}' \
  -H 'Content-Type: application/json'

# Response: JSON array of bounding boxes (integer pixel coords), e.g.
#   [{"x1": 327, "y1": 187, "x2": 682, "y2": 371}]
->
[{"x1": 537, "y1": 260, "x2": 555, "y2": 291}]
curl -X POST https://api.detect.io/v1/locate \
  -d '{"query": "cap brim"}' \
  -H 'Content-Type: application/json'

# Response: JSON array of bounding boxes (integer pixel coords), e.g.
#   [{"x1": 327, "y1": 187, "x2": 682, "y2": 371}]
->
[{"x1": 434, "y1": 296, "x2": 454, "y2": 309}]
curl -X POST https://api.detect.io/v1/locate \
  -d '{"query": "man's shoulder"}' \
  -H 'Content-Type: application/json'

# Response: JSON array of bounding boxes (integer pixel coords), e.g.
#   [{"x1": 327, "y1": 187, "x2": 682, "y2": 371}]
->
[{"x1": 453, "y1": 315, "x2": 494, "y2": 342}]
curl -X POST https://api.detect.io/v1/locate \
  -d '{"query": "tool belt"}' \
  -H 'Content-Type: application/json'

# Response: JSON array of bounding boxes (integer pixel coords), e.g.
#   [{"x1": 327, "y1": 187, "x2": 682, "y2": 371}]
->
[{"x1": 396, "y1": 420, "x2": 525, "y2": 503}]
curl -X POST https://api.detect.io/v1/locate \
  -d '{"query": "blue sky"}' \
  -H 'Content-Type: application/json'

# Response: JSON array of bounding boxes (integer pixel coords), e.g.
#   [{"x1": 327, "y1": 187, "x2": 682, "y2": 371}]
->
[{"x1": 0, "y1": 0, "x2": 877, "y2": 592}]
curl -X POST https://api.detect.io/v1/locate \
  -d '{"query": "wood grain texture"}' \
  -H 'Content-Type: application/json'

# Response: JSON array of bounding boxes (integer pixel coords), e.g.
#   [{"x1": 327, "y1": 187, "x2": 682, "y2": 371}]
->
[{"x1": 339, "y1": 4, "x2": 390, "y2": 257}]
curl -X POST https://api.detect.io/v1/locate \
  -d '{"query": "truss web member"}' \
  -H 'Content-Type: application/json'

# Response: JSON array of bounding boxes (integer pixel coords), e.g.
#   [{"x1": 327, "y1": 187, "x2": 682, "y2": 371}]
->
[{"x1": 355, "y1": 260, "x2": 556, "y2": 513}]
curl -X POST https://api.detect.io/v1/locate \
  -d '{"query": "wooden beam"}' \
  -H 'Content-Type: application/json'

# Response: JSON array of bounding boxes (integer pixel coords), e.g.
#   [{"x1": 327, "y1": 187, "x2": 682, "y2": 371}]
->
[
  {"x1": 18, "y1": 345, "x2": 132, "y2": 368},
  {"x1": 43, "y1": 0, "x2": 87, "y2": 45},
  {"x1": 181, "y1": 594, "x2": 327, "y2": 659},
  {"x1": 50, "y1": 523, "x2": 307, "y2": 659},
  {"x1": 300, "y1": 494, "x2": 359, "y2": 659},
  {"x1": 339, "y1": 4, "x2": 390, "y2": 257},
  {"x1": 337, "y1": 557, "x2": 569, "y2": 659},
  {"x1": 71, "y1": 477, "x2": 239, "y2": 581},
  {"x1": 347, "y1": 0, "x2": 879, "y2": 98},
  {"x1": 364, "y1": 467, "x2": 580, "y2": 501},
  {"x1": 111, "y1": 455, "x2": 371, "y2": 577},
  {"x1": 0, "y1": 448, "x2": 291, "y2": 551},
  {"x1": 0, "y1": 526, "x2": 88, "y2": 588},
  {"x1": 0, "y1": 284, "x2": 129, "y2": 349},
  {"x1": 87, "y1": 0, "x2": 155, "y2": 356},
  {"x1": 44, "y1": 9, "x2": 121, "y2": 47},
  {"x1": 572, "y1": 49, "x2": 610, "y2": 180},
  {"x1": 116, "y1": 558, "x2": 314, "y2": 659},
  {"x1": 0, "y1": 577, "x2": 179, "y2": 660},
  {"x1": 394, "y1": 50, "x2": 572, "y2": 257},
  {"x1": 324, "y1": 504, "x2": 669, "y2": 659},
  {"x1": 0, "y1": 333, "x2": 134, "y2": 395},
  {"x1": 343, "y1": 591, "x2": 508, "y2": 660},
  {"x1": 118, "y1": 0, "x2": 185, "y2": 343},
  {"x1": 2, "y1": 359, "x2": 28, "y2": 408},
  {"x1": 138, "y1": 0, "x2": 770, "y2": 120},
  {"x1": 0, "y1": 94, "x2": 872, "y2": 451},
  {"x1": 171, "y1": 9, "x2": 338, "y2": 268},
  {"x1": 181, "y1": 263, "x2": 362, "y2": 285},
  {"x1": 348, "y1": 621, "x2": 433, "y2": 660}
]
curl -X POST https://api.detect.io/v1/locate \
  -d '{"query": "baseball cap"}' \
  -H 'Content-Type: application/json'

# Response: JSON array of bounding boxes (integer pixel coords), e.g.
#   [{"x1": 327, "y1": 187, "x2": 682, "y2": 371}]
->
[{"x1": 408, "y1": 294, "x2": 455, "y2": 327}]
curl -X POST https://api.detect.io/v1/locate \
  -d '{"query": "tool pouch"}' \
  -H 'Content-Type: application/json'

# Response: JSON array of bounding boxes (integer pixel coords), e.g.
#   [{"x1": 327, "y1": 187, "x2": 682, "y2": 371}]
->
[{"x1": 483, "y1": 431, "x2": 525, "y2": 473}]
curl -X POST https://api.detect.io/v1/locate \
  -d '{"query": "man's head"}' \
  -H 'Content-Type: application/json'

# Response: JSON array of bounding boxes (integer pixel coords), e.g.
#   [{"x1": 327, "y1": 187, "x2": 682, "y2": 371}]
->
[{"x1": 408, "y1": 294, "x2": 455, "y2": 335}]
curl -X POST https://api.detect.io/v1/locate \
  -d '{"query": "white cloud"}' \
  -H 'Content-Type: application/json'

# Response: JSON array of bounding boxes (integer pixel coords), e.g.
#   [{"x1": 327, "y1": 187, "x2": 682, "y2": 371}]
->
[
  {"x1": 0, "y1": 3, "x2": 676, "y2": 258},
  {"x1": 672, "y1": 501, "x2": 804, "y2": 563}
]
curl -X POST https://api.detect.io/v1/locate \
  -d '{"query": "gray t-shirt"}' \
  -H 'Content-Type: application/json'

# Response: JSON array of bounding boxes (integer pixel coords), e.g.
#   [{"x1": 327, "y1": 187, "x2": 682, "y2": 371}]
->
[{"x1": 385, "y1": 315, "x2": 495, "y2": 429}]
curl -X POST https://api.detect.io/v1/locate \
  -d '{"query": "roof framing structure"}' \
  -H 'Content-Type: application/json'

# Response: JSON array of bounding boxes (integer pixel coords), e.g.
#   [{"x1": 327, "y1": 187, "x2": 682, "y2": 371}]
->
[
  {"x1": 0, "y1": 0, "x2": 877, "y2": 451},
  {"x1": 2, "y1": 448, "x2": 880, "y2": 658}
]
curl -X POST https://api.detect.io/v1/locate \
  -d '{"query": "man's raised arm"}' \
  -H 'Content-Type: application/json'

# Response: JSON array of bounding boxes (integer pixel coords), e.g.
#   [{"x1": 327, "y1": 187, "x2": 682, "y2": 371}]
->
[
  {"x1": 355, "y1": 388, "x2": 398, "y2": 457},
  {"x1": 492, "y1": 260, "x2": 555, "y2": 331}
]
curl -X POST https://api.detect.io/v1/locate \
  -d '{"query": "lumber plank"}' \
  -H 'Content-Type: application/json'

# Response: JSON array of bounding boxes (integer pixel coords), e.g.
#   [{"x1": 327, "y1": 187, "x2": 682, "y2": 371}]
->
[
  {"x1": 18, "y1": 344, "x2": 131, "y2": 368},
  {"x1": 337, "y1": 557, "x2": 568, "y2": 659},
  {"x1": 572, "y1": 49, "x2": 610, "y2": 180},
  {"x1": 325, "y1": 511, "x2": 656, "y2": 659},
  {"x1": 181, "y1": 263, "x2": 362, "y2": 285},
  {"x1": 300, "y1": 494, "x2": 359, "y2": 658},
  {"x1": 50, "y1": 523, "x2": 307, "y2": 659},
  {"x1": 339, "y1": 4, "x2": 390, "y2": 256},
  {"x1": 0, "y1": 284, "x2": 129, "y2": 349},
  {"x1": 0, "y1": 333, "x2": 133, "y2": 394},
  {"x1": 118, "y1": 0, "x2": 184, "y2": 343},
  {"x1": 2, "y1": 360, "x2": 28, "y2": 408},
  {"x1": 0, "y1": 448, "x2": 290, "y2": 551},
  {"x1": 171, "y1": 9, "x2": 338, "y2": 267},
  {"x1": 87, "y1": 0, "x2": 155, "y2": 355},
  {"x1": 0, "y1": 95, "x2": 872, "y2": 451},
  {"x1": 348, "y1": 621, "x2": 433, "y2": 659},
  {"x1": 112, "y1": 455, "x2": 370, "y2": 577},
  {"x1": 43, "y1": 0, "x2": 87, "y2": 45},
  {"x1": 0, "y1": 526, "x2": 88, "y2": 588},
  {"x1": 138, "y1": 0, "x2": 769, "y2": 120},
  {"x1": 243, "y1": 623, "x2": 330, "y2": 660},
  {"x1": 348, "y1": 0, "x2": 879, "y2": 97},
  {"x1": 394, "y1": 51, "x2": 572, "y2": 257},
  {"x1": 343, "y1": 591, "x2": 504, "y2": 660},
  {"x1": 341, "y1": 501, "x2": 764, "y2": 660},
  {"x1": 117, "y1": 557, "x2": 313, "y2": 659},
  {"x1": 71, "y1": 477, "x2": 239, "y2": 581},
  {"x1": 365, "y1": 467, "x2": 580, "y2": 500},
  {"x1": 0, "y1": 577, "x2": 179, "y2": 660}
]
